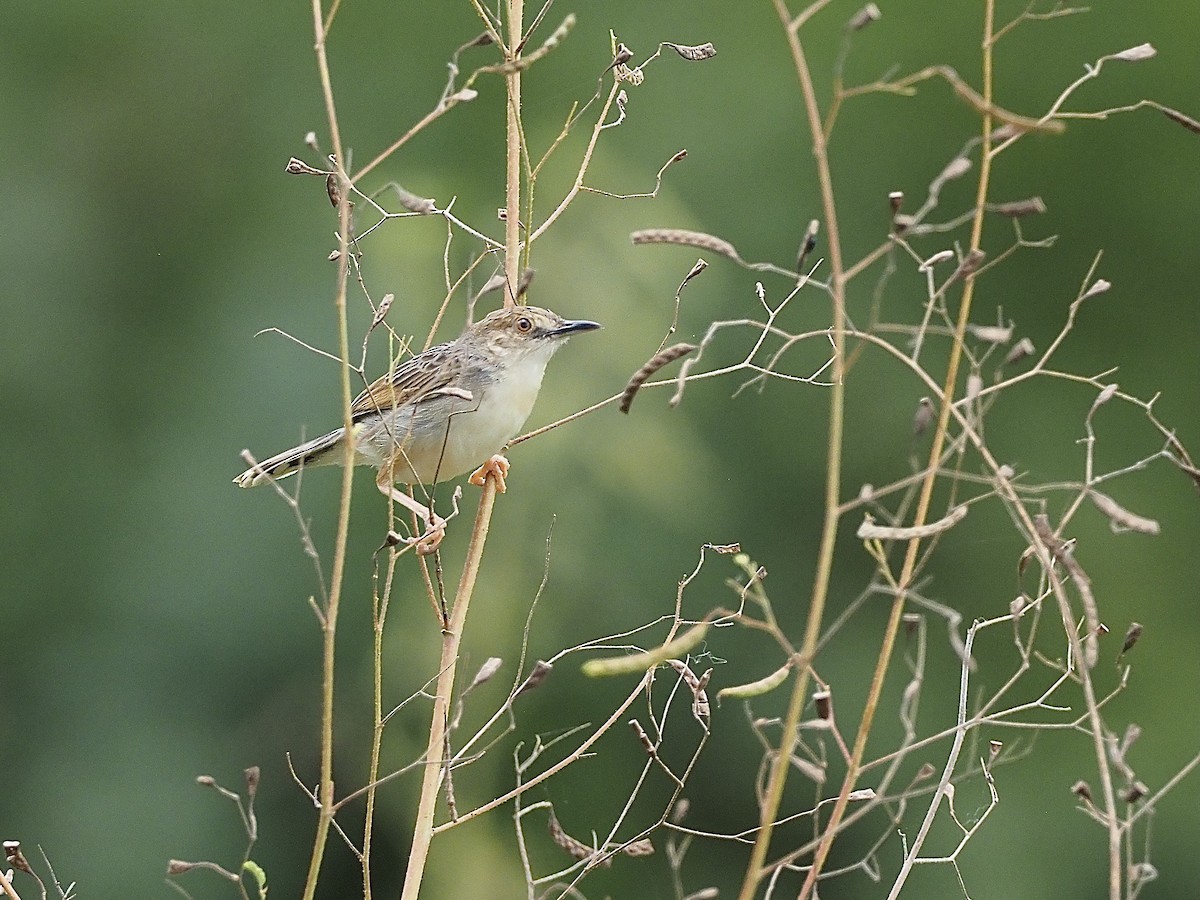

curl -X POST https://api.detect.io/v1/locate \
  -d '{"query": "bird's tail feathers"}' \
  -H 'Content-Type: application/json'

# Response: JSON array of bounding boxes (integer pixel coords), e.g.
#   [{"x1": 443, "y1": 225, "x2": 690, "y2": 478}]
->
[{"x1": 234, "y1": 428, "x2": 345, "y2": 487}]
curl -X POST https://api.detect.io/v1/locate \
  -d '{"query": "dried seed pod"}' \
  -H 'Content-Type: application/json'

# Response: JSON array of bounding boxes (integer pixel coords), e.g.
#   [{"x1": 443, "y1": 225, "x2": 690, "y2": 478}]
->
[
  {"x1": 548, "y1": 810, "x2": 601, "y2": 864},
  {"x1": 846, "y1": 3, "x2": 881, "y2": 30},
  {"x1": 1072, "y1": 779, "x2": 1093, "y2": 803},
  {"x1": 1113, "y1": 43, "x2": 1156, "y2": 62},
  {"x1": 912, "y1": 396, "x2": 935, "y2": 436},
  {"x1": 469, "y1": 656, "x2": 503, "y2": 690},
  {"x1": 797, "y1": 219, "x2": 820, "y2": 270},
  {"x1": 1119, "y1": 622, "x2": 1144, "y2": 658},
  {"x1": 620, "y1": 343, "x2": 698, "y2": 413},
  {"x1": 370, "y1": 293, "x2": 395, "y2": 331},
  {"x1": 967, "y1": 323, "x2": 1014, "y2": 344},
  {"x1": 392, "y1": 185, "x2": 436, "y2": 214},
  {"x1": 1089, "y1": 490, "x2": 1160, "y2": 535},
  {"x1": 918, "y1": 249, "x2": 955, "y2": 271},
  {"x1": 285, "y1": 156, "x2": 329, "y2": 176},
  {"x1": 1162, "y1": 105, "x2": 1200, "y2": 134},
  {"x1": 663, "y1": 41, "x2": 717, "y2": 61},
  {"x1": 515, "y1": 660, "x2": 553, "y2": 698},
  {"x1": 631, "y1": 228, "x2": 742, "y2": 263},
  {"x1": 1002, "y1": 336, "x2": 1036, "y2": 366},
  {"x1": 813, "y1": 689, "x2": 832, "y2": 720},
  {"x1": 1121, "y1": 781, "x2": 1149, "y2": 803},
  {"x1": 621, "y1": 838, "x2": 655, "y2": 857},
  {"x1": 992, "y1": 197, "x2": 1047, "y2": 217},
  {"x1": 717, "y1": 663, "x2": 790, "y2": 703},
  {"x1": 857, "y1": 505, "x2": 968, "y2": 541},
  {"x1": 582, "y1": 623, "x2": 710, "y2": 677}
]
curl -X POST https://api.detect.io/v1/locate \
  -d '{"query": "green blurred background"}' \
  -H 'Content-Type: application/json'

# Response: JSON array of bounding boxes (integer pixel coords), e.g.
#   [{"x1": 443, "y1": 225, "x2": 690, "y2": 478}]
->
[{"x1": 3, "y1": 2, "x2": 1198, "y2": 898}]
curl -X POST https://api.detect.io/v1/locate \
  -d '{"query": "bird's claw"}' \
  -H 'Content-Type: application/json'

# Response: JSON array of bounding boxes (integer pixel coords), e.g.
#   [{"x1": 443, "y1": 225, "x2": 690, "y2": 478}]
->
[{"x1": 469, "y1": 454, "x2": 511, "y2": 494}]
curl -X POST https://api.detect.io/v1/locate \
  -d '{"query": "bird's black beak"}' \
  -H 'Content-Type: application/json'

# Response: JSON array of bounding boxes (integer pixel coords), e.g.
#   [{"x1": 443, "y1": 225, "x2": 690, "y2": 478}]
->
[{"x1": 550, "y1": 319, "x2": 601, "y2": 337}]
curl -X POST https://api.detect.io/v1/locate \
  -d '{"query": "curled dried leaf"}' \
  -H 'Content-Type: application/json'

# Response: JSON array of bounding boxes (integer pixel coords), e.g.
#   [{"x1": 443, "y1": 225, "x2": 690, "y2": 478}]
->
[{"x1": 1082, "y1": 278, "x2": 1112, "y2": 300}]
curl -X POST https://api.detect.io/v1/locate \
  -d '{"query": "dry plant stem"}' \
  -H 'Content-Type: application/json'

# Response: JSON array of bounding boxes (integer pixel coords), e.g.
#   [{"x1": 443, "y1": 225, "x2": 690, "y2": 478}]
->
[
  {"x1": 0, "y1": 869, "x2": 20, "y2": 900},
  {"x1": 301, "y1": 3, "x2": 356, "y2": 899},
  {"x1": 504, "y1": 0, "x2": 524, "y2": 305},
  {"x1": 362, "y1": 550, "x2": 401, "y2": 899},
  {"x1": 791, "y1": 2, "x2": 985, "y2": 896},
  {"x1": 400, "y1": 476, "x2": 501, "y2": 900},
  {"x1": 737, "y1": 4, "x2": 847, "y2": 898}
]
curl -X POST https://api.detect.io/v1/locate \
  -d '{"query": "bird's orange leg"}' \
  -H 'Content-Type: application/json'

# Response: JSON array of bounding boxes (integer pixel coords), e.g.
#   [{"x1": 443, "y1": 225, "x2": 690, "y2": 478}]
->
[{"x1": 376, "y1": 470, "x2": 446, "y2": 555}]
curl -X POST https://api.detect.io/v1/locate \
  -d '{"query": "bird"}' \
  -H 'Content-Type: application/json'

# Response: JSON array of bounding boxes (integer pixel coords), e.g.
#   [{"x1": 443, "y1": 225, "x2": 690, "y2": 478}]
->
[{"x1": 235, "y1": 305, "x2": 600, "y2": 553}]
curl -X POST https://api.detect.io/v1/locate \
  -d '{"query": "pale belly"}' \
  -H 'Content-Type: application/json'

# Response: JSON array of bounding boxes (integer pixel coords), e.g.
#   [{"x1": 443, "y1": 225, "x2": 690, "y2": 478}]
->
[{"x1": 350, "y1": 353, "x2": 547, "y2": 485}]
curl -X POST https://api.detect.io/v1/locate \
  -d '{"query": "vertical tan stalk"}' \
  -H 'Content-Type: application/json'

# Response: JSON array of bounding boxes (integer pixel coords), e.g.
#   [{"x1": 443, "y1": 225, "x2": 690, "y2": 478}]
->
[
  {"x1": 793, "y1": 3, "x2": 996, "y2": 898},
  {"x1": 503, "y1": 0, "x2": 524, "y2": 306},
  {"x1": 737, "y1": 3, "x2": 846, "y2": 897},
  {"x1": 301, "y1": 3, "x2": 356, "y2": 899},
  {"x1": 399, "y1": 478, "x2": 500, "y2": 900}
]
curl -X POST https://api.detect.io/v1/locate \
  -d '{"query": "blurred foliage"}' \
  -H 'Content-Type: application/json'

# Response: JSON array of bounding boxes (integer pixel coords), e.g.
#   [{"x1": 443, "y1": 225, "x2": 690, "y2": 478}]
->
[{"x1": 2, "y1": 2, "x2": 1198, "y2": 898}]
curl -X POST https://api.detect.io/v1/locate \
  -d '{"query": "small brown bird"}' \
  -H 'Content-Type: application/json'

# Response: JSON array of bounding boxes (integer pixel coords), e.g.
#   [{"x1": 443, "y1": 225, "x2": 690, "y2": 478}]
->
[{"x1": 235, "y1": 305, "x2": 600, "y2": 552}]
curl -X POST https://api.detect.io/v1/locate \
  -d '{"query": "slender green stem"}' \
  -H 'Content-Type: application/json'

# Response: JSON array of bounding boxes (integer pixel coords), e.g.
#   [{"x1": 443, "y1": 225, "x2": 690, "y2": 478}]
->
[{"x1": 301, "y1": 3, "x2": 355, "y2": 899}]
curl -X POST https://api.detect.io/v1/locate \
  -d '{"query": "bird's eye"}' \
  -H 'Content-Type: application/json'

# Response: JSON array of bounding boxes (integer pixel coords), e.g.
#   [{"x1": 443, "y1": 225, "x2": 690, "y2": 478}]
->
[{"x1": 516, "y1": 316, "x2": 533, "y2": 332}]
